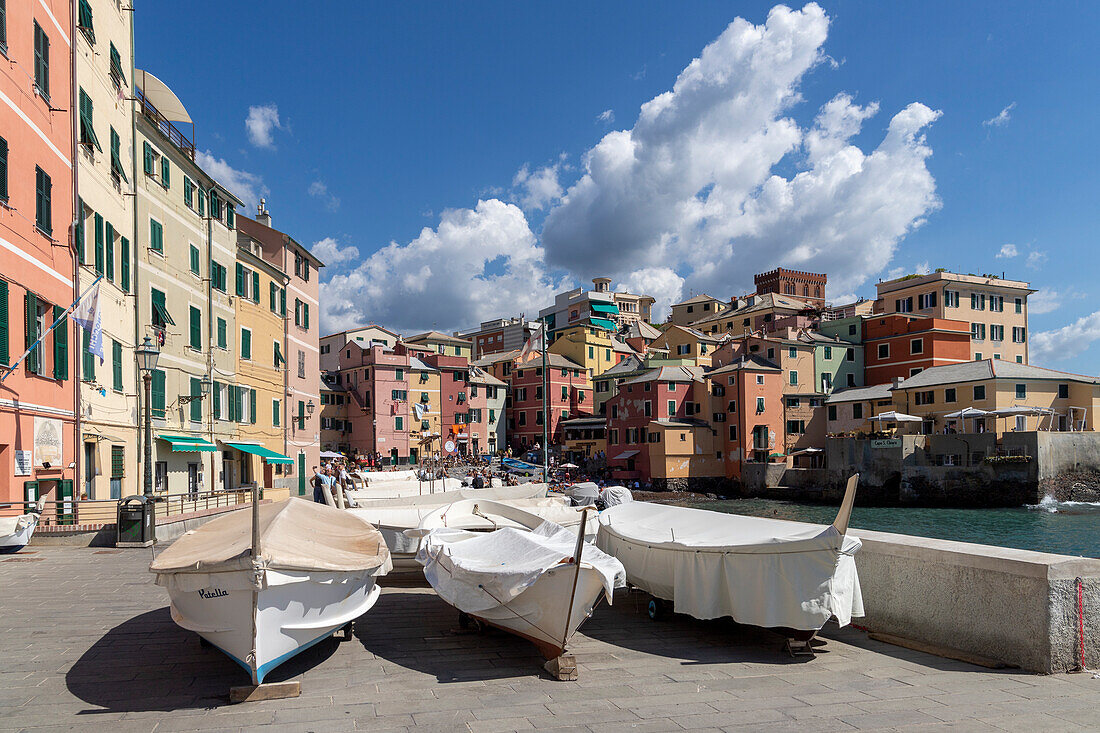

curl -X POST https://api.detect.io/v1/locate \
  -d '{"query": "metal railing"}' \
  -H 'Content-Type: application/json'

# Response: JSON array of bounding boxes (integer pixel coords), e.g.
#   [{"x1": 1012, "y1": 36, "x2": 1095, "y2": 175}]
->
[
  {"x1": 136, "y1": 87, "x2": 195, "y2": 160},
  {"x1": 1, "y1": 489, "x2": 254, "y2": 527}
]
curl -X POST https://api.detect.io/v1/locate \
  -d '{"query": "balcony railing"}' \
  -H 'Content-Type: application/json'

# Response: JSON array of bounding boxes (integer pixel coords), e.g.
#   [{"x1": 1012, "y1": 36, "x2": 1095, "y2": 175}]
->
[{"x1": 136, "y1": 87, "x2": 195, "y2": 160}]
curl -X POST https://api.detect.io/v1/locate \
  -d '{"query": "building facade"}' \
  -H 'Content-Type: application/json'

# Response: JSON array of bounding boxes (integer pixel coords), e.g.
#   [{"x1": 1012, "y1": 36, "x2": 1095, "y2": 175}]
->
[{"x1": 863, "y1": 314, "x2": 971, "y2": 385}]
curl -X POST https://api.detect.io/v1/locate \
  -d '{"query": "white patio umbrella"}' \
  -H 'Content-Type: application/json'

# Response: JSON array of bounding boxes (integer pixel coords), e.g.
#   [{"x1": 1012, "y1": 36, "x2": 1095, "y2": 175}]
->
[
  {"x1": 944, "y1": 407, "x2": 994, "y2": 418},
  {"x1": 993, "y1": 405, "x2": 1055, "y2": 431},
  {"x1": 868, "y1": 411, "x2": 922, "y2": 422},
  {"x1": 559, "y1": 462, "x2": 579, "y2": 469}
]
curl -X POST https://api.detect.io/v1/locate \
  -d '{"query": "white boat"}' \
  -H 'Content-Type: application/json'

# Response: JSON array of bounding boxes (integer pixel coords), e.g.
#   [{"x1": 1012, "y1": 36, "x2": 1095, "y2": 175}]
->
[
  {"x1": 0, "y1": 500, "x2": 45, "y2": 554},
  {"x1": 414, "y1": 500, "x2": 625, "y2": 668},
  {"x1": 595, "y1": 474, "x2": 863, "y2": 645},
  {"x1": 350, "y1": 485, "x2": 566, "y2": 573},
  {"x1": 150, "y1": 497, "x2": 391, "y2": 684}
]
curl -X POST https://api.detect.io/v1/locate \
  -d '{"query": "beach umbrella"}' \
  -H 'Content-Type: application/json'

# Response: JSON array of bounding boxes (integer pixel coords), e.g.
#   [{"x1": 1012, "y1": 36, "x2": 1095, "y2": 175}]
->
[
  {"x1": 868, "y1": 411, "x2": 922, "y2": 422},
  {"x1": 560, "y1": 462, "x2": 579, "y2": 469},
  {"x1": 944, "y1": 407, "x2": 994, "y2": 418}
]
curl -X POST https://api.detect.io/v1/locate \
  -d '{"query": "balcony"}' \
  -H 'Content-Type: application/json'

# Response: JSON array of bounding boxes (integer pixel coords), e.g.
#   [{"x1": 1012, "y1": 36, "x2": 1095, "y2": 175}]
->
[{"x1": 136, "y1": 87, "x2": 195, "y2": 160}]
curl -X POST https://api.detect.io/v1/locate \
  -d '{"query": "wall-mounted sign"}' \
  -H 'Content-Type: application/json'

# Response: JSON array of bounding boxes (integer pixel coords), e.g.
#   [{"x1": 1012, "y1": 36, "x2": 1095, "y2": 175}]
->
[
  {"x1": 15, "y1": 450, "x2": 32, "y2": 476},
  {"x1": 444, "y1": 440, "x2": 456, "y2": 453},
  {"x1": 871, "y1": 438, "x2": 901, "y2": 449},
  {"x1": 34, "y1": 418, "x2": 63, "y2": 467}
]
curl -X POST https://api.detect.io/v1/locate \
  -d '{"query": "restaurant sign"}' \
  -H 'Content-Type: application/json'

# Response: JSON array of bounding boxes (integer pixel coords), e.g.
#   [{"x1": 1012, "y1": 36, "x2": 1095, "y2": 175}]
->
[{"x1": 871, "y1": 438, "x2": 901, "y2": 449}]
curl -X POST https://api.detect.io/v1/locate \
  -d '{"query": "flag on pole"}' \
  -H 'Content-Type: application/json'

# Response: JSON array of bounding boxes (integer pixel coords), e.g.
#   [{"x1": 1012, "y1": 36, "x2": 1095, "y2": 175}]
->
[
  {"x1": 517, "y1": 324, "x2": 544, "y2": 363},
  {"x1": 71, "y1": 280, "x2": 104, "y2": 363}
]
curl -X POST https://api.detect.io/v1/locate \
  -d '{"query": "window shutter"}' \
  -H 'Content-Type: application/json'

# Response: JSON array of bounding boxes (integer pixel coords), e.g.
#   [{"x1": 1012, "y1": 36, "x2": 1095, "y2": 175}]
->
[
  {"x1": 189, "y1": 306, "x2": 201, "y2": 349},
  {"x1": 52, "y1": 306, "x2": 67, "y2": 380},
  {"x1": 241, "y1": 329, "x2": 251, "y2": 359},
  {"x1": 82, "y1": 327, "x2": 94, "y2": 381},
  {"x1": 252, "y1": 271, "x2": 259, "y2": 302},
  {"x1": 104, "y1": 222, "x2": 114, "y2": 281},
  {"x1": 112, "y1": 339, "x2": 122, "y2": 391},
  {"x1": 198, "y1": 189, "x2": 205, "y2": 216},
  {"x1": 303, "y1": 303, "x2": 310, "y2": 330},
  {"x1": 217, "y1": 318, "x2": 226, "y2": 348},
  {"x1": 25, "y1": 293, "x2": 38, "y2": 374},
  {"x1": 235, "y1": 264, "x2": 244, "y2": 296},
  {"x1": 161, "y1": 157, "x2": 170, "y2": 187},
  {"x1": 0, "y1": 280, "x2": 7, "y2": 365},
  {"x1": 143, "y1": 141, "x2": 153, "y2": 174},
  {"x1": 190, "y1": 378, "x2": 201, "y2": 422},
  {"x1": 298, "y1": 400, "x2": 305, "y2": 429},
  {"x1": 273, "y1": 400, "x2": 280, "y2": 427},
  {"x1": 75, "y1": 199, "x2": 85, "y2": 263},
  {"x1": 279, "y1": 287, "x2": 286, "y2": 316},
  {"x1": 189, "y1": 244, "x2": 199, "y2": 274},
  {"x1": 151, "y1": 370, "x2": 165, "y2": 417},
  {"x1": 269, "y1": 282, "x2": 277, "y2": 311},
  {"x1": 213, "y1": 381, "x2": 221, "y2": 418},
  {"x1": 94, "y1": 213, "x2": 104, "y2": 274},
  {"x1": 0, "y1": 136, "x2": 7, "y2": 202},
  {"x1": 120, "y1": 237, "x2": 130, "y2": 292},
  {"x1": 250, "y1": 389, "x2": 257, "y2": 425}
]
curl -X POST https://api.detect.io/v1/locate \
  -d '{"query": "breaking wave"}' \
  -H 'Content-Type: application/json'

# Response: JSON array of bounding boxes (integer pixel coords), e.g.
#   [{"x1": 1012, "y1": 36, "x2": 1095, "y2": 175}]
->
[{"x1": 1029, "y1": 494, "x2": 1100, "y2": 513}]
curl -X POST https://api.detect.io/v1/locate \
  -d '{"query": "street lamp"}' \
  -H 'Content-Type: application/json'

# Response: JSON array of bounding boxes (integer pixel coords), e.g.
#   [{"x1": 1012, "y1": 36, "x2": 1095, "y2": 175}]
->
[
  {"x1": 306, "y1": 400, "x2": 316, "y2": 415},
  {"x1": 135, "y1": 336, "x2": 160, "y2": 497},
  {"x1": 180, "y1": 375, "x2": 212, "y2": 405}
]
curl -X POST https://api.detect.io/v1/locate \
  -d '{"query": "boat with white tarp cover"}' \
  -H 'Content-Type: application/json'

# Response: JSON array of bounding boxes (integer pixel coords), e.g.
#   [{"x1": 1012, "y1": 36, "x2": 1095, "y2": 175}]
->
[
  {"x1": 413, "y1": 500, "x2": 625, "y2": 675},
  {"x1": 0, "y1": 499, "x2": 45, "y2": 554},
  {"x1": 150, "y1": 497, "x2": 391, "y2": 684},
  {"x1": 595, "y1": 474, "x2": 863, "y2": 648}
]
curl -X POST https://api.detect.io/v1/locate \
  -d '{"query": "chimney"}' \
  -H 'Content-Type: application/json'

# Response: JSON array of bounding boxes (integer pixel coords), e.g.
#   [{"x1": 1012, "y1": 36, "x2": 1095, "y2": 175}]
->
[
  {"x1": 256, "y1": 198, "x2": 271, "y2": 227},
  {"x1": 892, "y1": 376, "x2": 904, "y2": 389}
]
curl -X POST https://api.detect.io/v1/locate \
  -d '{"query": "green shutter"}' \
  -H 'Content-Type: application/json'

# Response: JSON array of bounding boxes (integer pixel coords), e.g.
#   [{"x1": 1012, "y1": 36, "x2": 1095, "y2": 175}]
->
[
  {"x1": 161, "y1": 157, "x2": 170, "y2": 188},
  {"x1": 189, "y1": 306, "x2": 201, "y2": 349},
  {"x1": 273, "y1": 399, "x2": 280, "y2": 427},
  {"x1": 235, "y1": 263, "x2": 245, "y2": 296},
  {"x1": 104, "y1": 222, "x2": 114, "y2": 281},
  {"x1": 217, "y1": 318, "x2": 227, "y2": 348},
  {"x1": 198, "y1": 189, "x2": 205, "y2": 216},
  {"x1": 189, "y1": 244, "x2": 199, "y2": 274},
  {"x1": 0, "y1": 280, "x2": 8, "y2": 365},
  {"x1": 94, "y1": 213, "x2": 104, "y2": 274},
  {"x1": 228, "y1": 385, "x2": 238, "y2": 422},
  {"x1": 279, "y1": 287, "x2": 286, "y2": 316},
  {"x1": 25, "y1": 292, "x2": 38, "y2": 374},
  {"x1": 269, "y1": 282, "x2": 277, "y2": 311},
  {"x1": 190, "y1": 377, "x2": 201, "y2": 422},
  {"x1": 241, "y1": 329, "x2": 251, "y2": 359},
  {"x1": 0, "y1": 136, "x2": 7, "y2": 203},
  {"x1": 303, "y1": 303, "x2": 310, "y2": 330},
  {"x1": 120, "y1": 237, "x2": 130, "y2": 292},
  {"x1": 143, "y1": 141, "x2": 153, "y2": 174},
  {"x1": 112, "y1": 339, "x2": 122, "y2": 391},
  {"x1": 109, "y1": 43, "x2": 126, "y2": 86},
  {"x1": 77, "y1": 0, "x2": 94, "y2": 42},
  {"x1": 78, "y1": 89, "x2": 102, "y2": 151},
  {"x1": 298, "y1": 400, "x2": 305, "y2": 429},
  {"x1": 111, "y1": 446, "x2": 124, "y2": 478},
  {"x1": 52, "y1": 306, "x2": 67, "y2": 380},
  {"x1": 213, "y1": 380, "x2": 221, "y2": 418},
  {"x1": 183, "y1": 176, "x2": 193, "y2": 207},
  {"x1": 109, "y1": 127, "x2": 127, "y2": 182},
  {"x1": 75, "y1": 199, "x2": 85, "y2": 263},
  {"x1": 82, "y1": 327, "x2": 94, "y2": 381},
  {"x1": 252, "y1": 271, "x2": 259, "y2": 302},
  {"x1": 250, "y1": 389, "x2": 257, "y2": 425},
  {"x1": 151, "y1": 369, "x2": 165, "y2": 417}
]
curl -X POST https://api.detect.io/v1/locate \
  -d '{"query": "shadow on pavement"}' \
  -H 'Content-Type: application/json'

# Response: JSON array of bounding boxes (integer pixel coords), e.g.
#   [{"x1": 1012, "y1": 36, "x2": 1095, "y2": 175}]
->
[{"x1": 65, "y1": 607, "x2": 339, "y2": 712}]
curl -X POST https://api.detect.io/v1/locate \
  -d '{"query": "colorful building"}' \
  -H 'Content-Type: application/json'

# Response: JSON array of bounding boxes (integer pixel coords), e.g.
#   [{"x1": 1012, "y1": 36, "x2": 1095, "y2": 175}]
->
[
  {"x1": 707, "y1": 356, "x2": 787, "y2": 477},
  {"x1": 456, "y1": 316, "x2": 538, "y2": 359},
  {"x1": 406, "y1": 331, "x2": 472, "y2": 359},
  {"x1": 863, "y1": 313, "x2": 971, "y2": 385},
  {"x1": 0, "y1": 0, "x2": 78, "y2": 515},
  {"x1": 320, "y1": 324, "x2": 399, "y2": 372},
  {"x1": 549, "y1": 322, "x2": 635, "y2": 380},
  {"x1": 648, "y1": 325, "x2": 722, "y2": 367}
]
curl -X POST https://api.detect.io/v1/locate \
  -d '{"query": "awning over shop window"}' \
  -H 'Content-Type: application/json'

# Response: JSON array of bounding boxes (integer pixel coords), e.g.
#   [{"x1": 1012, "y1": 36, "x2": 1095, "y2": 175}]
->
[
  {"x1": 159, "y1": 434, "x2": 217, "y2": 452},
  {"x1": 588, "y1": 317, "x2": 618, "y2": 331},
  {"x1": 590, "y1": 302, "x2": 620, "y2": 315},
  {"x1": 611, "y1": 450, "x2": 639, "y2": 461},
  {"x1": 224, "y1": 442, "x2": 294, "y2": 464}
]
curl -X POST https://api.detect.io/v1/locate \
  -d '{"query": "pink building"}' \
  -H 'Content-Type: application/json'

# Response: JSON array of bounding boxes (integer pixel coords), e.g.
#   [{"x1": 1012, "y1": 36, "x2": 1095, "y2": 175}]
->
[
  {"x1": 505, "y1": 353, "x2": 590, "y2": 453},
  {"x1": 237, "y1": 205, "x2": 324, "y2": 493},
  {"x1": 336, "y1": 343, "x2": 411, "y2": 465},
  {"x1": 0, "y1": 0, "x2": 78, "y2": 516},
  {"x1": 605, "y1": 367, "x2": 702, "y2": 481}
]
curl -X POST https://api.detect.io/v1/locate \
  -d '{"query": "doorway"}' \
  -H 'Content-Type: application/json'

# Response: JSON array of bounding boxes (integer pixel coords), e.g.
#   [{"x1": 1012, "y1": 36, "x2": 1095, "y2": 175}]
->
[
  {"x1": 187, "y1": 463, "x2": 199, "y2": 498},
  {"x1": 84, "y1": 442, "x2": 96, "y2": 499}
]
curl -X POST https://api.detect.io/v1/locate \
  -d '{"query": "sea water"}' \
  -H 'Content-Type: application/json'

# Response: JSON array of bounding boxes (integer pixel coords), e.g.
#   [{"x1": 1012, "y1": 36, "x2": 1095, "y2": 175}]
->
[{"x1": 693, "y1": 496, "x2": 1100, "y2": 559}]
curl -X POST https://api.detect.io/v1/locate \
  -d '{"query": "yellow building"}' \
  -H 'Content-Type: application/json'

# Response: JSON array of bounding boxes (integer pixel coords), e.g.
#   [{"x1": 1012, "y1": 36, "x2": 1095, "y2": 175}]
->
[
  {"x1": 405, "y1": 331, "x2": 472, "y2": 359},
  {"x1": 227, "y1": 241, "x2": 292, "y2": 489},
  {"x1": 549, "y1": 323, "x2": 632, "y2": 379},
  {"x1": 647, "y1": 419, "x2": 725, "y2": 481},
  {"x1": 649, "y1": 325, "x2": 721, "y2": 367}
]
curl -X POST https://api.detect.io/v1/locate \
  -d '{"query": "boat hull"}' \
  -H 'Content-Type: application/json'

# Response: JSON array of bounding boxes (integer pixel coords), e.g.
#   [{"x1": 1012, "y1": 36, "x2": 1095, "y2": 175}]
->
[
  {"x1": 164, "y1": 569, "x2": 382, "y2": 683},
  {"x1": 0, "y1": 514, "x2": 39, "y2": 554}
]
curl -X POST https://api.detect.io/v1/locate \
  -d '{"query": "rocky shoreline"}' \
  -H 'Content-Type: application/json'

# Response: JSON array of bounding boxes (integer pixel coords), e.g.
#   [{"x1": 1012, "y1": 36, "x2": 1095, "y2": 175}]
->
[{"x1": 1040, "y1": 470, "x2": 1100, "y2": 503}]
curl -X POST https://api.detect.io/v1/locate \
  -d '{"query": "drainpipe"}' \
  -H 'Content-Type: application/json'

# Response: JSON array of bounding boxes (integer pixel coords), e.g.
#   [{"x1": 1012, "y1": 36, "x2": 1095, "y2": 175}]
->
[
  {"x1": 70, "y1": 0, "x2": 81, "y2": 502},
  {"x1": 129, "y1": 2, "x2": 142, "y2": 499},
  {"x1": 206, "y1": 193, "x2": 214, "y2": 493}
]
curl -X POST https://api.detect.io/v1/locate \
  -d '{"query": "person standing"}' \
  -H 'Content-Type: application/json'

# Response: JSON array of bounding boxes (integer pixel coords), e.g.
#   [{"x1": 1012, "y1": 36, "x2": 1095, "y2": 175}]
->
[{"x1": 311, "y1": 466, "x2": 327, "y2": 504}]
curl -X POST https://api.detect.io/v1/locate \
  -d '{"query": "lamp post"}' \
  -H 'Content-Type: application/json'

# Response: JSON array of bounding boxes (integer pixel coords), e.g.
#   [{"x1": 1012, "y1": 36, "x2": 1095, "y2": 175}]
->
[
  {"x1": 306, "y1": 399, "x2": 315, "y2": 417},
  {"x1": 135, "y1": 336, "x2": 161, "y2": 497}
]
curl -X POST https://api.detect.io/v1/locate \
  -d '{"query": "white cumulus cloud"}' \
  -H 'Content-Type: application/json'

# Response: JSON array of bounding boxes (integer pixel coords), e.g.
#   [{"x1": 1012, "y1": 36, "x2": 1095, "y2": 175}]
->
[
  {"x1": 618, "y1": 267, "x2": 685, "y2": 322},
  {"x1": 245, "y1": 104, "x2": 282, "y2": 148},
  {"x1": 1031, "y1": 310, "x2": 1100, "y2": 363},
  {"x1": 308, "y1": 180, "x2": 341, "y2": 212},
  {"x1": 512, "y1": 162, "x2": 563, "y2": 212},
  {"x1": 541, "y1": 2, "x2": 941, "y2": 307},
  {"x1": 997, "y1": 243, "x2": 1018, "y2": 258},
  {"x1": 317, "y1": 200, "x2": 561, "y2": 335},
  {"x1": 194, "y1": 150, "x2": 268, "y2": 211},
  {"x1": 310, "y1": 237, "x2": 359, "y2": 274},
  {"x1": 983, "y1": 102, "x2": 1016, "y2": 128}
]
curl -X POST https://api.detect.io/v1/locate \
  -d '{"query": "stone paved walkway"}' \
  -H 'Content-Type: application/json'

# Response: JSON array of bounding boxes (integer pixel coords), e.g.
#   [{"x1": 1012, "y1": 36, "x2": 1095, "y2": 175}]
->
[{"x1": 1, "y1": 546, "x2": 1097, "y2": 732}]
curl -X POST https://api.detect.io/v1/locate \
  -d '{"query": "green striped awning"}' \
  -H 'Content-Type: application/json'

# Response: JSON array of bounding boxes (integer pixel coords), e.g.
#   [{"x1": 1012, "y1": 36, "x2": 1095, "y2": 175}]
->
[
  {"x1": 224, "y1": 442, "x2": 294, "y2": 465},
  {"x1": 590, "y1": 302, "x2": 620, "y2": 315},
  {"x1": 588, "y1": 317, "x2": 618, "y2": 331},
  {"x1": 159, "y1": 434, "x2": 217, "y2": 452}
]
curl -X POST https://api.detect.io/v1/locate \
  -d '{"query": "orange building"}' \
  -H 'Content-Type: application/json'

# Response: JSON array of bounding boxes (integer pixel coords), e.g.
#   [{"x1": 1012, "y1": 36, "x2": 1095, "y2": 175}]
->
[
  {"x1": 706, "y1": 356, "x2": 786, "y2": 479},
  {"x1": 0, "y1": 1, "x2": 78, "y2": 516},
  {"x1": 863, "y1": 314, "x2": 971, "y2": 385}
]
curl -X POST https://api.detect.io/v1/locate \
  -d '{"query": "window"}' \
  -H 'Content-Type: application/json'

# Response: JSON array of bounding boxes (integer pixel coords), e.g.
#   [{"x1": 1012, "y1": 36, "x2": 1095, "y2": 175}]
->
[
  {"x1": 1012, "y1": 327, "x2": 1026, "y2": 343},
  {"x1": 1014, "y1": 297, "x2": 1023, "y2": 314},
  {"x1": 755, "y1": 374, "x2": 764, "y2": 385},
  {"x1": 78, "y1": 89, "x2": 101, "y2": 152},
  {"x1": 989, "y1": 295, "x2": 1004, "y2": 312},
  {"x1": 150, "y1": 288, "x2": 174, "y2": 328},
  {"x1": 910, "y1": 367, "x2": 923, "y2": 376},
  {"x1": 788, "y1": 370, "x2": 797, "y2": 386},
  {"x1": 1015, "y1": 383, "x2": 1027, "y2": 399},
  {"x1": 216, "y1": 318, "x2": 227, "y2": 349},
  {"x1": 1056, "y1": 383, "x2": 1068, "y2": 399},
  {"x1": 35, "y1": 167, "x2": 52, "y2": 235},
  {"x1": 149, "y1": 219, "x2": 163, "y2": 252},
  {"x1": 667, "y1": 400, "x2": 676, "y2": 416},
  {"x1": 395, "y1": 416, "x2": 403, "y2": 431},
  {"x1": 827, "y1": 405, "x2": 837, "y2": 421},
  {"x1": 298, "y1": 350, "x2": 306, "y2": 379},
  {"x1": 845, "y1": 347, "x2": 855, "y2": 363},
  {"x1": 728, "y1": 425, "x2": 738, "y2": 441},
  {"x1": 895, "y1": 297, "x2": 913, "y2": 313},
  {"x1": 151, "y1": 369, "x2": 166, "y2": 418},
  {"x1": 990, "y1": 325, "x2": 1004, "y2": 341},
  {"x1": 676, "y1": 343, "x2": 690, "y2": 355},
  {"x1": 911, "y1": 338, "x2": 923, "y2": 355},
  {"x1": 211, "y1": 261, "x2": 227, "y2": 292},
  {"x1": 111, "y1": 339, "x2": 122, "y2": 391},
  {"x1": 788, "y1": 347, "x2": 797, "y2": 359},
  {"x1": 786, "y1": 397, "x2": 800, "y2": 408},
  {"x1": 33, "y1": 22, "x2": 49, "y2": 100},
  {"x1": 241, "y1": 328, "x2": 251, "y2": 359},
  {"x1": 756, "y1": 397, "x2": 765, "y2": 413},
  {"x1": 945, "y1": 388, "x2": 957, "y2": 403},
  {"x1": 852, "y1": 403, "x2": 863, "y2": 419},
  {"x1": 971, "y1": 323, "x2": 986, "y2": 340},
  {"x1": 971, "y1": 293, "x2": 986, "y2": 310},
  {"x1": 823, "y1": 346, "x2": 832, "y2": 360},
  {"x1": 0, "y1": 135, "x2": 7, "y2": 202},
  {"x1": 188, "y1": 306, "x2": 201, "y2": 349},
  {"x1": 271, "y1": 399, "x2": 281, "y2": 427},
  {"x1": 945, "y1": 290, "x2": 959, "y2": 308},
  {"x1": 786, "y1": 420, "x2": 805, "y2": 434},
  {"x1": 187, "y1": 244, "x2": 200, "y2": 275},
  {"x1": 914, "y1": 390, "x2": 934, "y2": 406},
  {"x1": 918, "y1": 292, "x2": 937, "y2": 310},
  {"x1": 161, "y1": 157, "x2": 170, "y2": 188},
  {"x1": 391, "y1": 390, "x2": 407, "y2": 401},
  {"x1": 396, "y1": 368, "x2": 405, "y2": 381},
  {"x1": 974, "y1": 352, "x2": 982, "y2": 361},
  {"x1": 226, "y1": 204, "x2": 235, "y2": 229}
]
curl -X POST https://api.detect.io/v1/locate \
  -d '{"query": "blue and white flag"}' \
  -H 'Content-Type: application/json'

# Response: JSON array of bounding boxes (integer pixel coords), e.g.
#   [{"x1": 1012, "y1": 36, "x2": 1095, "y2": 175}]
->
[{"x1": 71, "y1": 280, "x2": 104, "y2": 363}]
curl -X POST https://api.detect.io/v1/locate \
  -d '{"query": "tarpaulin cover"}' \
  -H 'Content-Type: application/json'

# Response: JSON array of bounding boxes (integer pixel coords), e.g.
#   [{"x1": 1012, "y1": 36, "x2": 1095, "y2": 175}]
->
[
  {"x1": 150, "y1": 498, "x2": 391, "y2": 578},
  {"x1": 360, "y1": 470, "x2": 419, "y2": 483},
  {"x1": 601, "y1": 486, "x2": 633, "y2": 507},
  {"x1": 596, "y1": 502, "x2": 863, "y2": 631},
  {"x1": 0, "y1": 513, "x2": 35, "y2": 537},
  {"x1": 565, "y1": 482, "x2": 601, "y2": 506},
  {"x1": 417, "y1": 521, "x2": 626, "y2": 613}
]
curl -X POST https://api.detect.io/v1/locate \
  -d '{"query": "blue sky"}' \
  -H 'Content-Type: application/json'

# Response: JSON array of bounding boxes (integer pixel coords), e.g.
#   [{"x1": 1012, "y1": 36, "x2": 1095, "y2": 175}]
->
[{"x1": 137, "y1": 1, "x2": 1099, "y2": 374}]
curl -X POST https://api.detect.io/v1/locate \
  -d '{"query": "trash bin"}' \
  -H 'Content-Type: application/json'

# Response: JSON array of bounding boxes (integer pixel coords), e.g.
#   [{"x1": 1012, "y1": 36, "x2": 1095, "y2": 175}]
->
[{"x1": 116, "y1": 495, "x2": 155, "y2": 547}]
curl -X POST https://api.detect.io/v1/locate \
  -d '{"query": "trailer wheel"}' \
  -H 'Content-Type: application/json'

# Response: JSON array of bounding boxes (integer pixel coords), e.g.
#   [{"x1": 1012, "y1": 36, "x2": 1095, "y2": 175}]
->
[{"x1": 647, "y1": 598, "x2": 668, "y2": 621}]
